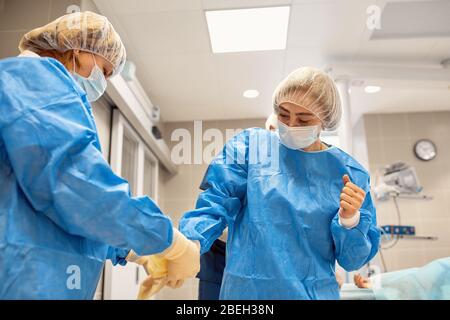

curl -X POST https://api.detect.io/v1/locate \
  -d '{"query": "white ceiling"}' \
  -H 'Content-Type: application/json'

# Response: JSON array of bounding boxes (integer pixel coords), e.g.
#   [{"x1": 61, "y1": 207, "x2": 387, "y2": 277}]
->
[{"x1": 93, "y1": 0, "x2": 450, "y2": 124}]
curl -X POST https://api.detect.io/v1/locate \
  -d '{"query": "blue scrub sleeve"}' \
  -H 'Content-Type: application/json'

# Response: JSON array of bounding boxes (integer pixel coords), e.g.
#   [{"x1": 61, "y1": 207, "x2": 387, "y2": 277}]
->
[
  {"x1": 107, "y1": 247, "x2": 130, "y2": 266},
  {"x1": 1, "y1": 102, "x2": 173, "y2": 258},
  {"x1": 179, "y1": 131, "x2": 249, "y2": 254},
  {"x1": 331, "y1": 181, "x2": 381, "y2": 271}
]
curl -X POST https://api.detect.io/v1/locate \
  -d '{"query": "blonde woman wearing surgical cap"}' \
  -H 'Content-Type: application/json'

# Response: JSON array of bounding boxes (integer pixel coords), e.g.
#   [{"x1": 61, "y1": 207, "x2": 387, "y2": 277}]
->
[
  {"x1": 179, "y1": 67, "x2": 380, "y2": 299},
  {"x1": 0, "y1": 11, "x2": 199, "y2": 299}
]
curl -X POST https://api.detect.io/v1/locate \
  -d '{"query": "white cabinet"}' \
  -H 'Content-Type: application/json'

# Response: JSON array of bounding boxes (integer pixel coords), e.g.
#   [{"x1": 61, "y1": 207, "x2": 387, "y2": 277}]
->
[
  {"x1": 91, "y1": 97, "x2": 113, "y2": 300},
  {"x1": 103, "y1": 109, "x2": 159, "y2": 300}
]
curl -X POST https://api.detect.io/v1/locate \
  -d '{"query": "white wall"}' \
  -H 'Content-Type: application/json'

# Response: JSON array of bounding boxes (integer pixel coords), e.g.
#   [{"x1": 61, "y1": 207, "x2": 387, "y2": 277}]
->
[
  {"x1": 365, "y1": 111, "x2": 450, "y2": 272},
  {"x1": 0, "y1": 0, "x2": 82, "y2": 59}
]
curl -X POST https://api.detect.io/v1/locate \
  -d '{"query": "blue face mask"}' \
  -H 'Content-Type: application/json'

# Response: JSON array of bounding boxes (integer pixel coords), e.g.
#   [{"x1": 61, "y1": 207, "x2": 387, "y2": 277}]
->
[{"x1": 71, "y1": 54, "x2": 107, "y2": 102}]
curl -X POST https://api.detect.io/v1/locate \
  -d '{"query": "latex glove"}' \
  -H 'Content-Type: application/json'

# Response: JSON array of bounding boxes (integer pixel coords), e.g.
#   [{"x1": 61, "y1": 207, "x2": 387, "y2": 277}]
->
[
  {"x1": 339, "y1": 174, "x2": 366, "y2": 227},
  {"x1": 156, "y1": 228, "x2": 200, "y2": 287},
  {"x1": 137, "y1": 277, "x2": 168, "y2": 300},
  {"x1": 126, "y1": 251, "x2": 170, "y2": 299},
  {"x1": 126, "y1": 251, "x2": 168, "y2": 278}
]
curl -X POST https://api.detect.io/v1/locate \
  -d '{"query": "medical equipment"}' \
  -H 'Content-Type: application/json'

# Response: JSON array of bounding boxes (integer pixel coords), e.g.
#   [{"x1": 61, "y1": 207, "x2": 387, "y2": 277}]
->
[
  {"x1": 381, "y1": 225, "x2": 415, "y2": 236},
  {"x1": 374, "y1": 162, "x2": 425, "y2": 201},
  {"x1": 373, "y1": 162, "x2": 436, "y2": 272}
]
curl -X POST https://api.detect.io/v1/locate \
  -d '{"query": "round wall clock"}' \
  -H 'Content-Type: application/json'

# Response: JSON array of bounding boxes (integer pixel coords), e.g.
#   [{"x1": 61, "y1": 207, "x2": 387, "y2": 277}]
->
[{"x1": 414, "y1": 139, "x2": 437, "y2": 161}]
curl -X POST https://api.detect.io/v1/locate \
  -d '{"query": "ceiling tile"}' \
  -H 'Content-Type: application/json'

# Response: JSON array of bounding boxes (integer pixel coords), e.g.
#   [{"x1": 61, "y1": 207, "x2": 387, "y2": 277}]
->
[
  {"x1": 286, "y1": 1, "x2": 372, "y2": 57},
  {"x1": 137, "y1": 53, "x2": 220, "y2": 121},
  {"x1": 109, "y1": 0, "x2": 202, "y2": 15},
  {"x1": 202, "y1": 0, "x2": 292, "y2": 11},
  {"x1": 214, "y1": 51, "x2": 285, "y2": 116},
  {"x1": 120, "y1": 10, "x2": 211, "y2": 55},
  {"x1": 98, "y1": 0, "x2": 450, "y2": 122},
  {"x1": 284, "y1": 47, "x2": 328, "y2": 74}
]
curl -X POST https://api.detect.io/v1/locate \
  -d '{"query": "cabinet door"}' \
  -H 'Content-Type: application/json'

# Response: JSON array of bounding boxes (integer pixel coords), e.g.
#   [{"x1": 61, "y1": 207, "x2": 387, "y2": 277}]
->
[
  {"x1": 90, "y1": 98, "x2": 113, "y2": 300},
  {"x1": 103, "y1": 109, "x2": 160, "y2": 300}
]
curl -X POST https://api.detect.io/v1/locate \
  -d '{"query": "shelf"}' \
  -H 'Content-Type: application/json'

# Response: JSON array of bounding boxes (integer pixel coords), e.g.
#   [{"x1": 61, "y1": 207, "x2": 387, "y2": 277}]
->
[
  {"x1": 384, "y1": 235, "x2": 438, "y2": 241},
  {"x1": 395, "y1": 194, "x2": 433, "y2": 200}
]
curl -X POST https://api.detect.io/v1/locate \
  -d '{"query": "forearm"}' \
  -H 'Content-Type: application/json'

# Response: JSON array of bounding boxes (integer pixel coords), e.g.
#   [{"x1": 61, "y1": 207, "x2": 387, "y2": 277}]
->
[{"x1": 331, "y1": 209, "x2": 380, "y2": 271}]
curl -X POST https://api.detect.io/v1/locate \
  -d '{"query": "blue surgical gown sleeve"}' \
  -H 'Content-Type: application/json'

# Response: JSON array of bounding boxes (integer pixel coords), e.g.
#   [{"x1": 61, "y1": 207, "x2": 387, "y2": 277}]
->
[
  {"x1": 0, "y1": 57, "x2": 173, "y2": 259},
  {"x1": 179, "y1": 131, "x2": 249, "y2": 254},
  {"x1": 107, "y1": 247, "x2": 130, "y2": 266},
  {"x1": 330, "y1": 177, "x2": 380, "y2": 271}
]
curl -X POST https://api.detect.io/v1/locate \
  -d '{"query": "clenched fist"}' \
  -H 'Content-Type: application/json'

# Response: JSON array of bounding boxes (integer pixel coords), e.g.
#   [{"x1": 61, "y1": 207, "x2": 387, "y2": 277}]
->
[{"x1": 339, "y1": 174, "x2": 366, "y2": 219}]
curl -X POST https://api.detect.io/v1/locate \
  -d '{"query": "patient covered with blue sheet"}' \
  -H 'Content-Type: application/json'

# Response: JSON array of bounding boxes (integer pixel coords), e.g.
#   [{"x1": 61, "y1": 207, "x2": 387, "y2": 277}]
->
[{"x1": 353, "y1": 257, "x2": 450, "y2": 300}]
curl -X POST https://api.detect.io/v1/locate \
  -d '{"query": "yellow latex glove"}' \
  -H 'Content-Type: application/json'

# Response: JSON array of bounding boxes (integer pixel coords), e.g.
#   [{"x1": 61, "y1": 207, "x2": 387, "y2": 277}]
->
[
  {"x1": 126, "y1": 229, "x2": 200, "y2": 299},
  {"x1": 156, "y1": 229, "x2": 200, "y2": 286},
  {"x1": 126, "y1": 251, "x2": 169, "y2": 300}
]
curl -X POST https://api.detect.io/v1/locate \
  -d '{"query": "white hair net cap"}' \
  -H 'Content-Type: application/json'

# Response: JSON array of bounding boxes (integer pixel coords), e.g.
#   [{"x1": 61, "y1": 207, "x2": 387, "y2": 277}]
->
[
  {"x1": 272, "y1": 67, "x2": 342, "y2": 131},
  {"x1": 19, "y1": 11, "x2": 126, "y2": 76}
]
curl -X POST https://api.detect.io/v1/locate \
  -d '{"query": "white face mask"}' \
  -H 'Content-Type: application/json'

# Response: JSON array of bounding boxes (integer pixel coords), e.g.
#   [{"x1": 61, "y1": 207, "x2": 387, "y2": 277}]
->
[
  {"x1": 71, "y1": 54, "x2": 107, "y2": 102},
  {"x1": 277, "y1": 120, "x2": 321, "y2": 150}
]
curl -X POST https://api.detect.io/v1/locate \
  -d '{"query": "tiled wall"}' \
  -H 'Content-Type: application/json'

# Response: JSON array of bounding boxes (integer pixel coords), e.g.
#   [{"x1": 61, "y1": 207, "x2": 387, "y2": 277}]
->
[
  {"x1": 0, "y1": 0, "x2": 81, "y2": 59},
  {"x1": 364, "y1": 111, "x2": 450, "y2": 272},
  {"x1": 155, "y1": 118, "x2": 265, "y2": 300}
]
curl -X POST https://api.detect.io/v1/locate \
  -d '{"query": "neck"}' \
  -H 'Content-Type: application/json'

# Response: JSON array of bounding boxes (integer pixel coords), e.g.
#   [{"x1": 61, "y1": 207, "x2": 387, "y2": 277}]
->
[{"x1": 303, "y1": 139, "x2": 325, "y2": 152}]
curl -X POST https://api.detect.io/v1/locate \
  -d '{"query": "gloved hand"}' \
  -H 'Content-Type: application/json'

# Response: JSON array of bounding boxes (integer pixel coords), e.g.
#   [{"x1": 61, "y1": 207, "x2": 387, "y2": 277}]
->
[
  {"x1": 339, "y1": 174, "x2": 366, "y2": 228},
  {"x1": 126, "y1": 250, "x2": 168, "y2": 278},
  {"x1": 126, "y1": 229, "x2": 200, "y2": 291},
  {"x1": 155, "y1": 228, "x2": 200, "y2": 288},
  {"x1": 126, "y1": 250, "x2": 169, "y2": 299}
]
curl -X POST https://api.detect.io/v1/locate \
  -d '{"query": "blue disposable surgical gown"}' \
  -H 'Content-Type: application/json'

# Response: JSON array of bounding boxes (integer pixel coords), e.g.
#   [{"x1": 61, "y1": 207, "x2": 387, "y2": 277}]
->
[
  {"x1": 180, "y1": 128, "x2": 381, "y2": 300},
  {"x1": 0, "y1": 56, "x2": 173, "y2": 299}
]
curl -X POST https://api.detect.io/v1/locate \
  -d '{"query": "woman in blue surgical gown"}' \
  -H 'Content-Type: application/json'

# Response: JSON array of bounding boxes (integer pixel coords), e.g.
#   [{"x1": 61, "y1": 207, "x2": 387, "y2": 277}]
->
[
  {"x1": 0, "y1": 12, "x2": 199, "y2": 299},
  {"x1": 179, "y1": 67, "x2": 381, "y2": 300}
]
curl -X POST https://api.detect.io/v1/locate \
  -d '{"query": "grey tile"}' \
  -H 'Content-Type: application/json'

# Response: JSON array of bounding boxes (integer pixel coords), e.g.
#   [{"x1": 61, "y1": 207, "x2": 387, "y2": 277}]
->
[
  {"x1": 424, "y1": 247, "x2": 450, "y2": 264},
  {"x1": 240, "y1": 118, "x2": 266, "y2": 129},
  {"x1": 0, "y1": 30, "x2": 25, "y2": 58},
  {"x1": 414, "y1": 162, "x2": 448, "y2": 192},
  {"x1": 420, "y1": 219, "x2": 450, "y2": 247},
  {"x1": 416, "y1": 190, "x2": 450, "y2": 219},
  {"x1": 364, "y1": 114, "x2": 381, "y2": 138},
  {"x1": 381, "y1": 138, "x2": 415, "y2": 164},
  {"x1": 379, "y1": 113, "x2": 409, "y2": 140},
  {"x1": 391, "y1": 248, "x2": 426, "y2": 270},
  {"x1": 161, "y1": 165, "x2": 194, "y2": 201},
  {"x1": 407, "y1": 112, "x2": 439, "y2": 140},
  {"x1": 164, "y1": 121, "x2": 194, "y2": 148},
  {"x1": 366, "y1": 138, "x2": 385, "y2": 164},
  {"x1": 434, "y1": 136, "x2": 450, "y2": 159},
  {"x1": 0, "y1": 0, "x2": 51, "y2": 31},
  {"x1": 49, "y1": 0, "x2": 81, "y2": 21},
  {"x1": 395, "y1": 197, "x2": 420, "y2": 221},
  {"x1": 432, "y1": 111, "x2": 450, "y2": 138}
]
